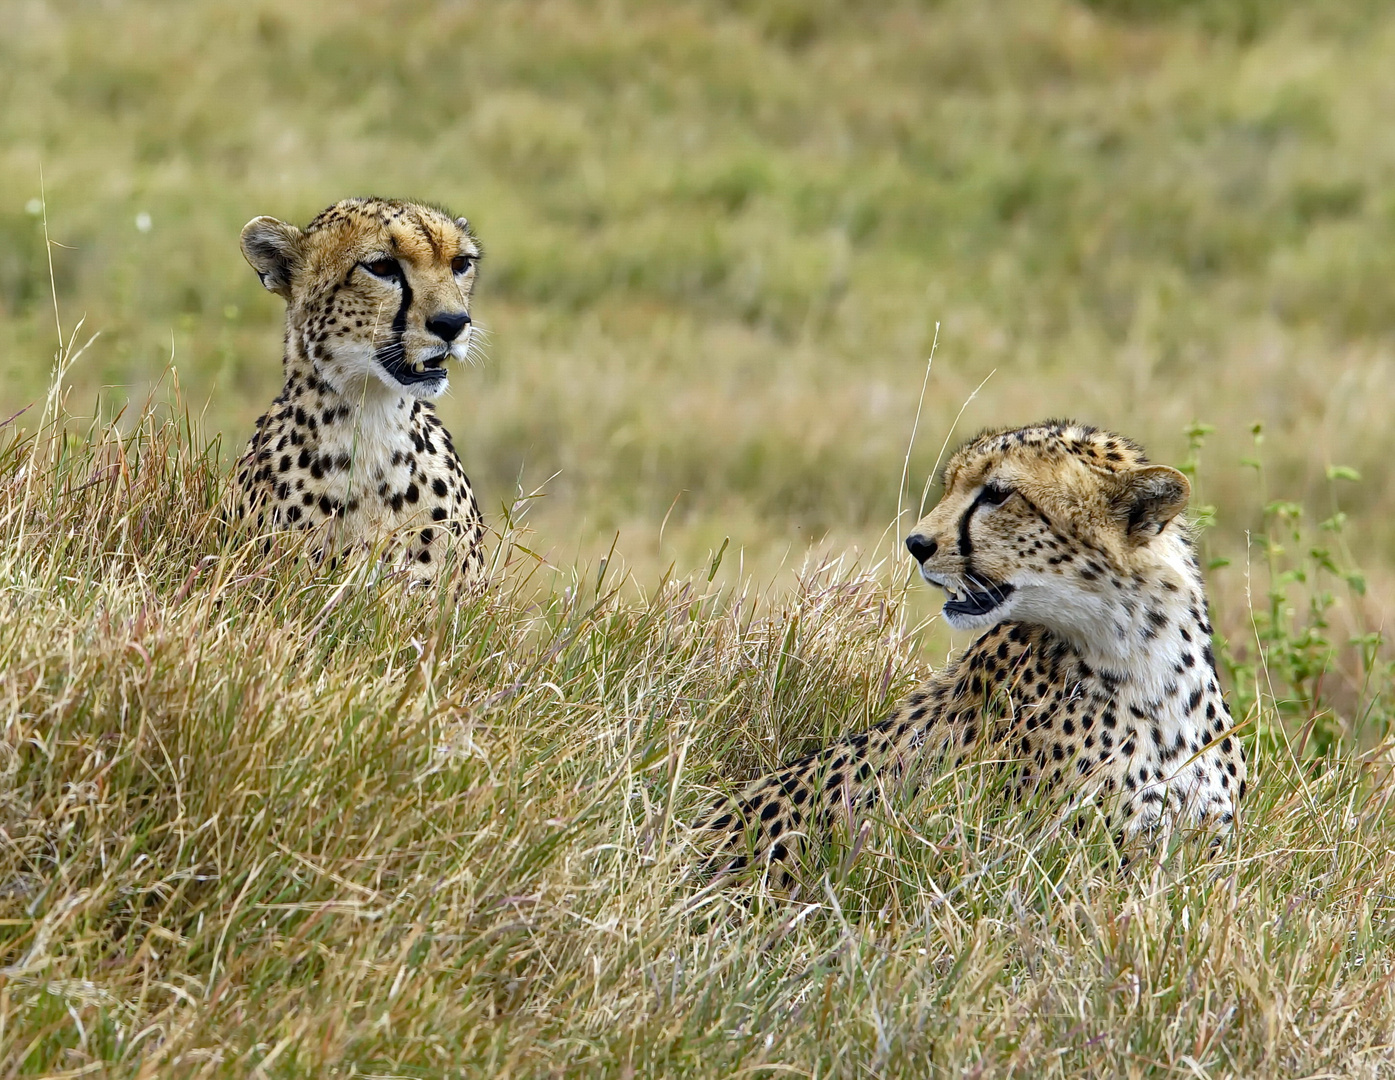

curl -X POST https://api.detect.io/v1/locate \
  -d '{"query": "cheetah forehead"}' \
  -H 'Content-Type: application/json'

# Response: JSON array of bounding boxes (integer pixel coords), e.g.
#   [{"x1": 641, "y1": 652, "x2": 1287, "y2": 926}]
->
[
  {"x1": 300, "y1": 196, "x2": 481, "y2": 266},
  {"x1": 941, "y1": 419, "x2": 1152, "y2": 491}
]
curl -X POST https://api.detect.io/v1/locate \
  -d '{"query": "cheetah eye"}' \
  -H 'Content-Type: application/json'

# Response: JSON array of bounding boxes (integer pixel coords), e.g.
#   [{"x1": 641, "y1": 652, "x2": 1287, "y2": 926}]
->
[
  {"x1": 450, "y1": 255, "x2": 472, "y2": 275},
  {"x1": 981, "y1": 482, "x2": 1014, "y2": 506},
  {"x1": 362, "y1": 258, "x2": 399, "y2": 279}
]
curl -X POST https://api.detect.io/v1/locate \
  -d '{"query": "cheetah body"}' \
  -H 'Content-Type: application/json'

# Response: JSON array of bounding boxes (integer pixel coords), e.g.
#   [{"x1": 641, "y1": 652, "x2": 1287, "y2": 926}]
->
[
  {"x1": 231, "y1": 197, "x2": 486, "y2": 581},
  {"x1": 704, "y1": 421, "x2": 1247, "y2": 880}
]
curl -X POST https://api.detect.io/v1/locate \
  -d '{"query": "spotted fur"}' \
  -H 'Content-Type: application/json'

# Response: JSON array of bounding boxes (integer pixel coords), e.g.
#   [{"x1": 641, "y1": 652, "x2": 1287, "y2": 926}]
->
[
  {"x1": 699, "y1": 421, "x2": 1247, "y2": 885},
  {"x1": 230, "y1": 197, "x2": 486, "y2": 582}
]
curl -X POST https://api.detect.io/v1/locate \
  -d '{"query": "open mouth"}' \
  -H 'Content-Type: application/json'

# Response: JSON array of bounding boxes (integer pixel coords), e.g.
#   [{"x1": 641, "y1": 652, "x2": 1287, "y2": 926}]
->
[
  {"x1": 942, "y1": 580, "x2": 1015, "y2": 619},
  {"x1": 380, "y1": 350, "x2": 449, "y2": 386}
]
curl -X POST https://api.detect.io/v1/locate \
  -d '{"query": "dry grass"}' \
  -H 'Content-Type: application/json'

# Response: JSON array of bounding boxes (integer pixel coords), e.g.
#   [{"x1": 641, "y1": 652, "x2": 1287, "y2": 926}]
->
[{"x1": 0, "y1": 376, "x2": 1391, "y2": 1076}]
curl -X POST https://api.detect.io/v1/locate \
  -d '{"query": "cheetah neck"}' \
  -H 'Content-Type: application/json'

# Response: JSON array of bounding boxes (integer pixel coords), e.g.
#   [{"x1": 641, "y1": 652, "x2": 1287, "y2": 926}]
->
[
  {"x1": 280, "y1": 330, "x2": 424, "y2": 470},
  {"x1": 993, "y1": 530, "x2": 1226, "y2": 754},
  {"x1": 1051, "y1": 530, "x2": 1213, "y2": 699}
]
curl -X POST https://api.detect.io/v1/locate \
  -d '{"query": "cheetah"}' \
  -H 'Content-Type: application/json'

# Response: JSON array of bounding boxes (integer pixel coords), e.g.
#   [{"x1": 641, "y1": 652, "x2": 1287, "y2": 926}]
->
[
  {"x1": 698, "y1": 420, "x2": 1247, "y2": 886},
  {"x1": 230, "y1": 197, "x2": 486, "y2": 582}
]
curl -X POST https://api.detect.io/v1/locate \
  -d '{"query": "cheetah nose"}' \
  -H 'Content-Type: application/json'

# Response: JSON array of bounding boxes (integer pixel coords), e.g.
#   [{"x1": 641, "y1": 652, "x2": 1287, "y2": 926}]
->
[
  {"x1": 426, "y1": 310, "x2": 471, "y2": 342},
  {"x1": 905, "y1": 533, "x2": 938, "y2": 563}
]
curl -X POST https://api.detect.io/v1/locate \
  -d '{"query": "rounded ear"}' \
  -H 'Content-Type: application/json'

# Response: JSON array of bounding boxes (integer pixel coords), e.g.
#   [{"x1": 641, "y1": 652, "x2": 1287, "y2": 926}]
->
[
  {"x1": 1112, "y1": 464, "x2": 1190, "y2": 542},
  {"x1": 454, "y1": 216, "x2": 470, "y2": 233},
  {"x1": 240, "y1": 216, "x2": 303, "y2": 299}
]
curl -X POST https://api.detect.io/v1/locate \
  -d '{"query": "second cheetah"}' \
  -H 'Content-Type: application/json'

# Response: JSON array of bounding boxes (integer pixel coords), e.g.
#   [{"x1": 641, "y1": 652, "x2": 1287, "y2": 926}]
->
[{"x1": 699, "y1": 421, "x2": 1247, "y2": 886}]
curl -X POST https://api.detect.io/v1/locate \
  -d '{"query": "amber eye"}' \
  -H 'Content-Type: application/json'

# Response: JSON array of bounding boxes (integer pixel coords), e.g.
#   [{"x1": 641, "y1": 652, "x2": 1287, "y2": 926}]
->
[
  {"x1": 450, "y1": 255, "x2": 471, "y2": 274},
  {"x1": 363, "y1": 258, "x2": 399, "y2": 278}
]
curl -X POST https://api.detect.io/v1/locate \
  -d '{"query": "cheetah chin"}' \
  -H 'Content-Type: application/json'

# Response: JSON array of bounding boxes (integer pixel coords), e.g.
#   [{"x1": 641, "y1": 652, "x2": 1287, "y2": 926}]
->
[{"x1": 940, "y1": 580, "x2": 1016, "y2": 628}]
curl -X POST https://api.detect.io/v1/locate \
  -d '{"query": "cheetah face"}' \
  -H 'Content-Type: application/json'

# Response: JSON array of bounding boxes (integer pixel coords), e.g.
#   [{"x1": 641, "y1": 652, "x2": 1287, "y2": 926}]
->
[
  {"x1": 241, "y1": 199, "x2": 482, "y2": 400},
  {"x1": 905, "y1": 477, "x2": 1029, "y2": 632},
  {"x1": 904, "y1": 422, "x2": 1191, "y2": 640}
]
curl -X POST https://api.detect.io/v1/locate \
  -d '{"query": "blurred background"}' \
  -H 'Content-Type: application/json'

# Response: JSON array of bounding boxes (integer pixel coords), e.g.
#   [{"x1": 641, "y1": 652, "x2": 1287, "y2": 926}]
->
[{"x1": 3, "y1": 0, "x2": 1394, "y2": 620}]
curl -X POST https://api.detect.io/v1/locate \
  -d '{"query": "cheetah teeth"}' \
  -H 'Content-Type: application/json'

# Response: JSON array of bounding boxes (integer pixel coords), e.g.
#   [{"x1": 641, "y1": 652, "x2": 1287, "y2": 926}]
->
[{"x1": 413, "y1": 360, "x2": 425, "y2": 373}]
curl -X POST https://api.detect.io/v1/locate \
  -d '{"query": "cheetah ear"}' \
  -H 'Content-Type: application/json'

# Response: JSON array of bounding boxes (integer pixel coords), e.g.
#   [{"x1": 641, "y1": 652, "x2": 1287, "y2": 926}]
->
[
  {"x1": 1111, "y1": 464, "x2": 1190, "y2": 543},
  {"x1": 240, "y1": 216, "x2": 303, "y2": 300}
]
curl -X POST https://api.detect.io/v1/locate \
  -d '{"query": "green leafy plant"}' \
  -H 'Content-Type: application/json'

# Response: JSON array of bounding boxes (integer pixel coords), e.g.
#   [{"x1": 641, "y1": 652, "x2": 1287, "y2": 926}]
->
[{"x1": 1188, "y1": 421, "x2": 1383, "y2": 759}]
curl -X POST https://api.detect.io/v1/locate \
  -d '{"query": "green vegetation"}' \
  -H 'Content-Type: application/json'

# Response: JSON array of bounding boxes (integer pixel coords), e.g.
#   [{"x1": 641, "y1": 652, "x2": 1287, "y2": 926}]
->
[{"x1": 2, "y1": 0, "x2": 1394, "y2": 1074}]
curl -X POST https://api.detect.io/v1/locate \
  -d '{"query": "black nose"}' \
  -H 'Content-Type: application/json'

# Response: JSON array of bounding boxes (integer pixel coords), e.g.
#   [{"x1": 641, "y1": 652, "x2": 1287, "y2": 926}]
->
[
  {"x1": 905, "y1": 533, "x2": 937, "y2": 562},
  {"x1": 426, "y1": 311, "x2": 471, "y2": 342}
]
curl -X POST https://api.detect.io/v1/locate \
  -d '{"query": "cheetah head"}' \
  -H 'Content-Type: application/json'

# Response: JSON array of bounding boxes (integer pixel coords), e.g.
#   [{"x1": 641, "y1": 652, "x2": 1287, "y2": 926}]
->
[
  {"x1": 241, "y1": 197, "x2": 482, "y2": 400},
  {"x1": 904, "y1": 420, "x2": 1191, "y2": 642}
]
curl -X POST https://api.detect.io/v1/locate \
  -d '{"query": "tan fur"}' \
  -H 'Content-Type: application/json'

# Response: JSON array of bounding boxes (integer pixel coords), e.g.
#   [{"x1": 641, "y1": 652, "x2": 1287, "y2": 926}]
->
[
  {"x1": 229, "y1": 197, "x2": 486, "y2": 582},
  {"x1": 698, "y1": 421, "x2": 1247, "y2": 888}
]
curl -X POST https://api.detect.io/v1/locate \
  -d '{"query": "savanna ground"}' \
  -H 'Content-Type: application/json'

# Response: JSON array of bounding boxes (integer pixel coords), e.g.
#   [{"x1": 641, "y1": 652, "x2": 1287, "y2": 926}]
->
[{"x1": 2, "y1": 0, "x2": 1395, "y2": 1074}]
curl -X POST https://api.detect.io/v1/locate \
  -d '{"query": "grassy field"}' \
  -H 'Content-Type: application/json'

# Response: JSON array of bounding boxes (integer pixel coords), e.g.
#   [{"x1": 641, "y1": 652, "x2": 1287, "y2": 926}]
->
[{"x1": 3, "y1": 0, "x2": 1395, "y2": 1074}]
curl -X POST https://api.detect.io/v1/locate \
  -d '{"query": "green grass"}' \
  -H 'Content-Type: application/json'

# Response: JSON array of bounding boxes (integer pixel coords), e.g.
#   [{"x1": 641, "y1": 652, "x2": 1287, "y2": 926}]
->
[
  {"x1": 5, "y1": 0, "x2": 1395, "y2": 580},
  {"x1": 4, "y1": 0, "x2": 1395, "y2": 1074}
]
